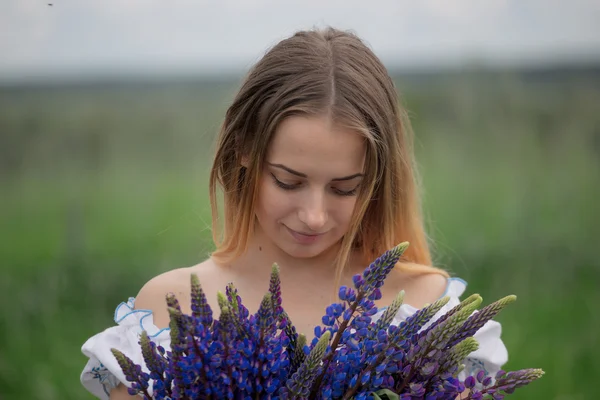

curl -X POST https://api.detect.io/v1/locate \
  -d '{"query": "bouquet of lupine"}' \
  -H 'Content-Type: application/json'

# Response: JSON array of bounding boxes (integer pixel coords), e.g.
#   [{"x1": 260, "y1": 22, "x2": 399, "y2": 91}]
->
[{"x1": 112, "y1": 242, "x2": 543, "y2": 399}]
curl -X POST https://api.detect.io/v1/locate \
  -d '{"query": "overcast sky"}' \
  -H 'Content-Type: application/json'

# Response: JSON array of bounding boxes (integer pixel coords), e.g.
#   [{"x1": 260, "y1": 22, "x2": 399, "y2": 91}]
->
[{"x1": 1, "y1": 0, "x2": 599, "y2": 81}]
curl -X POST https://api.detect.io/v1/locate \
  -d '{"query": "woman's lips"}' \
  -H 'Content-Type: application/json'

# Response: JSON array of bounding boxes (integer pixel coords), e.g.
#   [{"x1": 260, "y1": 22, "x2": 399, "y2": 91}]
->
[{"x1": 286, "y1": 226, "x2": 325, "y2": 244}]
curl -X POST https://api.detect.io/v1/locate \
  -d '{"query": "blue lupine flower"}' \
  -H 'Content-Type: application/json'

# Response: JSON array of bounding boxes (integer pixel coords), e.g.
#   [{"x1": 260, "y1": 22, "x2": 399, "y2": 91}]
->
[{"x1": 111, "y1": 243, "x2": 542, "y2": 400}]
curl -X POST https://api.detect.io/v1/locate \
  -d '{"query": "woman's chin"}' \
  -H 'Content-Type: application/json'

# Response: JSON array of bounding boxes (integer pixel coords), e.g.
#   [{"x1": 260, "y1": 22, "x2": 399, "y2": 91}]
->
[{"x1": 279, "y1": 240, "x2": 341, "y2": 262}]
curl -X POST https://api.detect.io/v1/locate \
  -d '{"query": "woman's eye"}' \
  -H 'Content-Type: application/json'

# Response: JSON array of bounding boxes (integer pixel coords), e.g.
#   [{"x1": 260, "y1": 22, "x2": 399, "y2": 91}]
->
[
  {"x1": 332, "y1": 187, "x2": 359, "y2": 197},
  {"x1": 270, "y1": 174, "x2": 299, "y2": 190},
  {"x1": 270, "y1": 173, "x2": 359, "y2": 196}
]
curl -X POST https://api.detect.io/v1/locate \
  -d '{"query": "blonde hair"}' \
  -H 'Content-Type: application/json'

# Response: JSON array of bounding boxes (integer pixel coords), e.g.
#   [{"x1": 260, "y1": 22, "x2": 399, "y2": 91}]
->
[{"x1": 209, "y1": 27, "x2": 448, "y2": 284}]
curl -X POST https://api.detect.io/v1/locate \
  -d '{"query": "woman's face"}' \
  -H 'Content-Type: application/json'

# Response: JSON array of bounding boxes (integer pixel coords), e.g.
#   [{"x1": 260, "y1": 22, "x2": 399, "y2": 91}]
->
[{"x1": 254, "y1": 115, "x2": 367, "y2": 260}]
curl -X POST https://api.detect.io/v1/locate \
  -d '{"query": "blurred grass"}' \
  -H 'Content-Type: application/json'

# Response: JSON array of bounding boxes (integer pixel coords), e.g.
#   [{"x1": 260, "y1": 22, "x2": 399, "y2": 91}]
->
[{"x1": 1, "y1": 69, "x2": 598, "y2": 399}]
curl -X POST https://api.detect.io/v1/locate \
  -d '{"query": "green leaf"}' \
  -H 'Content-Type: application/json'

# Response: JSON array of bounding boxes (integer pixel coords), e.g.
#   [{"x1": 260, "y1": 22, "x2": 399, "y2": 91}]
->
[{"x1": 370, "y1": 388, "x2": 400, "y2": 400}]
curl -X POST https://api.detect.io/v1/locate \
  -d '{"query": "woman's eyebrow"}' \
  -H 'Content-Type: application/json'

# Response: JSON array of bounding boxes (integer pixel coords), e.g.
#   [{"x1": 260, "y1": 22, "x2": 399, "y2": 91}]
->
[{"x1": 267, "y1": 162, "x2": 364, "y2": 181}]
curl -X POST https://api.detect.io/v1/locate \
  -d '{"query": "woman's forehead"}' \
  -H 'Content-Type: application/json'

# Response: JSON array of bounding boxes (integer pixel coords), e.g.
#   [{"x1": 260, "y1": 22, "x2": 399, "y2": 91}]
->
[
  {"x1": 267, "y1": 115, "x2": 366, "y2": 173},
  {"x1": 265, "y1": 117, "x2": 366, "y2": 180}
]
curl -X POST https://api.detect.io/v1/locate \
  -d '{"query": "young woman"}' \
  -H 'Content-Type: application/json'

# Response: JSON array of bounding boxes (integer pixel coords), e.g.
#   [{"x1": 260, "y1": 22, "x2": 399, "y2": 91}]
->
[{"x1": 81, "y1": 27, "x2": 507, "y2": 399}]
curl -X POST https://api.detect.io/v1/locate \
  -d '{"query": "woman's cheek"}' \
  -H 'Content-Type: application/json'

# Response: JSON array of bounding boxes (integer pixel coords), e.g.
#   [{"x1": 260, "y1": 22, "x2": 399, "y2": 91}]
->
[{"x1": 259, "y1": 184, "x2": 293, "y2": 216}]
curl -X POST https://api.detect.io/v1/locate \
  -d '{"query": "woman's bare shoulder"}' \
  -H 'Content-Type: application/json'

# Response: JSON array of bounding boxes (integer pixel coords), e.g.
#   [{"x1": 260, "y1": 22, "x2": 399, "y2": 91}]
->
[
  {"x1": 383, "y1": 263, "x2": 449, "y2": 309},
  {"x1": 133, "y1": 258, "x2": 222, "y2": 328}
]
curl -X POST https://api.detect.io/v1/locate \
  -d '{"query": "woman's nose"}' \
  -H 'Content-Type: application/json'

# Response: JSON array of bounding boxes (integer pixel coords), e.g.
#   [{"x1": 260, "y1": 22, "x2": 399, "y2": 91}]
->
[{"x1": 297, "y1": 190, "x2": 328, "y2": 232}]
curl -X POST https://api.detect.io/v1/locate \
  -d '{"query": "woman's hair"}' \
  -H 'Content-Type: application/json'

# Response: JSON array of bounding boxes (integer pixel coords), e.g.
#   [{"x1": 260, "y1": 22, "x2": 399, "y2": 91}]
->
[{"x1": 209, "y1": 26, "x2": 449, "y2": 283}]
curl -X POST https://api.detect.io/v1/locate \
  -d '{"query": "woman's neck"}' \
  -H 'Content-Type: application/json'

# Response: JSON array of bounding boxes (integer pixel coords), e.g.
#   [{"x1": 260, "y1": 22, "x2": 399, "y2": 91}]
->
[
  {"x1": 206, "y1": 226, "x2": 374, "y2": 334},
  {"x1": 216, "y1": 224, "x2": 367, "y2": 292}
]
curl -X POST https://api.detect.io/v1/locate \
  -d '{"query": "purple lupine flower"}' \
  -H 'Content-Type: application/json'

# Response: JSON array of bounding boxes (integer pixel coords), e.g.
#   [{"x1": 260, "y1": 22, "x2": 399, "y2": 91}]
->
[
  {"x1": 165, "y1": 298, "x2": 192, "y2": 399},
  {"x1": 465, "y1": 368, "x2": 544, "y2": 400},
  {"x1": 437, "y1": 337, "x2": 479, "y2": 376},
  {"x1": 138, "y1": 331, "x2": 171, "y2": 398},
  {"x1": 496, "y1": 369, "x2": 545, "y2": 390},
  {"x1": 281, "y1": 310, "x2": 305, "y2": 371},
  {"x1": 470, "y1": 392, "x2": 483, "y2": 400},
  {"x1": 395, "y1": 296, "x2": 450, "y2": 340},
  {"x1": 352, "y1": 274, "x2": 365, "y2": 290},
  {"x1": 415, "y1": 297, "x2": 482, "y2": 355},
  {"x1": 361, "y1": 242, "x2": 409, "y2": 293},
  {"x1": 111, "y1": 348, "x2": 152, "y2": 399},
  {"x1": 372, "y1": 291, "x2": 405, "y2": 333},
  {"x1": 306, "y1": 245, "x2": 401, "y2": 398},
  {"x1": 281, "y1": 331, "x2": 330, "y2": 398},
  {"x1": 256, "y1": 293, "x2": 274, "y2": 330},
  {"x1": 464, "y1": 375, "x2": 476, "y2": 389},
  {"x1": 269, "y1": 263, "x2": 284, "y2": 318},
  {"x1": 112, "y1": 243, "x2": 543, "y2": 400},
  {"x1": 190, "y1": 273, "x2": 213, "y2": 327},
  {"x1": 391, "y1": 300, "x2": 481, "y2": 395},
  {"x1": 447, "y1": 295, "x2": 516, "y2": 348},
  {"x1": 417, "y1": 293, "x2": 480, "y2": 340},
  {"x1": 338, "y1": 285, "x2": 357, "y2": 303},
  {"x1": 225, "y1": 283, "x2": 247, "y2": 318}
]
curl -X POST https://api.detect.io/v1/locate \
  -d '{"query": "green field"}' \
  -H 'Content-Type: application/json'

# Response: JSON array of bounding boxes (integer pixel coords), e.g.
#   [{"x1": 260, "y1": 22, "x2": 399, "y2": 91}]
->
[{"x1": 1, "y1": 67, "x2": 598, "y2": 399}]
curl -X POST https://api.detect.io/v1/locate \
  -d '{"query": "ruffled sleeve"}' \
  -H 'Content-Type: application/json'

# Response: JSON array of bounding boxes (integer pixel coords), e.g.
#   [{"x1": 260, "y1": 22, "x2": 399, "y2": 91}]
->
[
  {"x1": 80, "y1": 298, "x2": 171, "y2": 399},
  {"x1": 380, "y1": 277, "x2": 508, "y2": 384}
]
